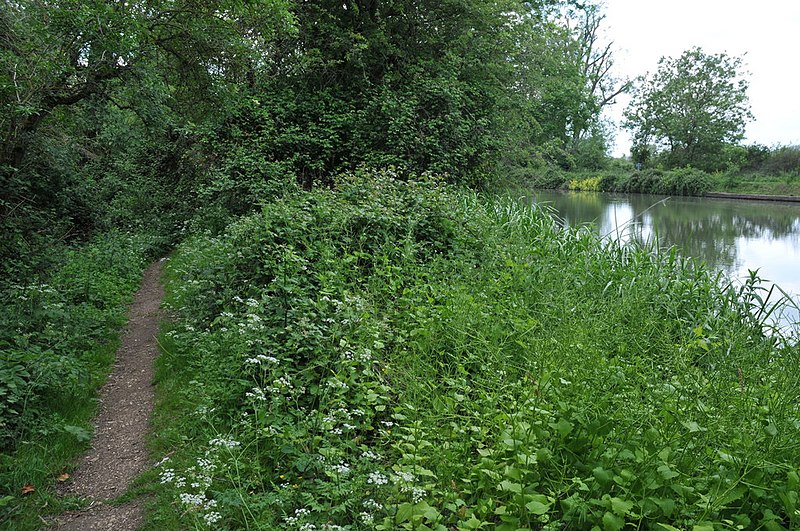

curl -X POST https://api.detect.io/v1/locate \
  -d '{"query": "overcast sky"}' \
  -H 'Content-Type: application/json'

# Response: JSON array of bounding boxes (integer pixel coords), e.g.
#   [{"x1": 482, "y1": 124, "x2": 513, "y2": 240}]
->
[{"x1": 600, "y1": 0, "x2": 800, "y2": 157}]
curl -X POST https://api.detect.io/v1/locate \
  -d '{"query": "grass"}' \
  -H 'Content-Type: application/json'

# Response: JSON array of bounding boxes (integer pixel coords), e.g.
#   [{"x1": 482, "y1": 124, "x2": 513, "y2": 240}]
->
[{"x1": 145, "y1": 170, "x2": 800, "y2": 529}]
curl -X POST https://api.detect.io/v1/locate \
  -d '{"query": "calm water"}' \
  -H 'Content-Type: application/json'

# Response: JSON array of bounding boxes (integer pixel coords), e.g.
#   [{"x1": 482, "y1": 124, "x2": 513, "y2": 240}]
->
[{"x1": 528, "y1": 190, "x2": 800, "y2": 328}]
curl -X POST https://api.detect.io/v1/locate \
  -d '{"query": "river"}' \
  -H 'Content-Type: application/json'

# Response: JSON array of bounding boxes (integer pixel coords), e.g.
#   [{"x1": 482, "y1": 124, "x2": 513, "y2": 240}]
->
[{"x1": 527, "y1": 190, "x2": 800, "y2": 331}]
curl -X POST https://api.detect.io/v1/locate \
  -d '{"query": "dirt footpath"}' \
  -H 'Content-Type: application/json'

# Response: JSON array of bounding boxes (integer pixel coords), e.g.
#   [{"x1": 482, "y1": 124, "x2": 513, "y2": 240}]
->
[{"x1": 50, "y1": 260, "x2": 164, "y2": 530}]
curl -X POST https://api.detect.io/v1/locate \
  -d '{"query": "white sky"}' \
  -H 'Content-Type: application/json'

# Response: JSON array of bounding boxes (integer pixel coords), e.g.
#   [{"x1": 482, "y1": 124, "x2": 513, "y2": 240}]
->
[{"x1": 600, "y1": 0, "x2": 800, "y2": 157}]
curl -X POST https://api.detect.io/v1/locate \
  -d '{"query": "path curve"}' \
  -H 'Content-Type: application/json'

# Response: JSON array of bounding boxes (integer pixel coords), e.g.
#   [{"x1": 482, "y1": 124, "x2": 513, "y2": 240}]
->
[{"x1": 51, "y1": 260, "x2": 164, "y2": 530}]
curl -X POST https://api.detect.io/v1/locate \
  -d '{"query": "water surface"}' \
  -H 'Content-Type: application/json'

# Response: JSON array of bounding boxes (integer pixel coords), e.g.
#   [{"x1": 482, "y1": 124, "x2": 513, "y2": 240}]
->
[{"x1": 528, "y1": 190, "x2": 800, "y2": 328}]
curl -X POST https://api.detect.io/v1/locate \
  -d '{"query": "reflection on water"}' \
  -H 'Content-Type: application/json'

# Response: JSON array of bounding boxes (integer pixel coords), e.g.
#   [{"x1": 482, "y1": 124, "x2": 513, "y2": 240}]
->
[{"x1": 528, "y1": 190, "x2": 800, "y2": 326}]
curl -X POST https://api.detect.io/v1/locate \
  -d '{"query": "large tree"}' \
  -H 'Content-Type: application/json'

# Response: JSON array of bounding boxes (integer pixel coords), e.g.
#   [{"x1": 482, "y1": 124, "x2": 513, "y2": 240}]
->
[{"x1": 623, "y1": 47, "x2": 752, "y2": 170}]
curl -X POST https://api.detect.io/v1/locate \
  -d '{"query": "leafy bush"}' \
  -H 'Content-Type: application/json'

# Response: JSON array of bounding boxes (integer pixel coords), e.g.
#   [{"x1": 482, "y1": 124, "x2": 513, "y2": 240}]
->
[
  {"x1": 525, "y1": 168, "x2": 568, "y2": 190},
  {"x1": 152, "y1": 172, "x2": 800, "y2": 529},
  {"x1": 561, "y1": 168, "x2": 712, "y2": 196},
  {"x1": 654, "y1": 167, "x2": 714, "y2": 195},
  {"x1": 0, "y1": 232, "x2": 156, "y2": 452},
  {"x1": 762, "y1": 146, "x2": 800, "y2": 176},
  {"x1": 567, "y1": 176, "x2": 602, "y2": 191}
]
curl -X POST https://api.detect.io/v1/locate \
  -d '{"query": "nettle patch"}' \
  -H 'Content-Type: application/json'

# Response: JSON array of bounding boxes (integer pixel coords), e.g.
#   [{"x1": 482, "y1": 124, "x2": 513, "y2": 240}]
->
[{"x1": 153, "y1": 172, "x2": 800, "y2": 530}]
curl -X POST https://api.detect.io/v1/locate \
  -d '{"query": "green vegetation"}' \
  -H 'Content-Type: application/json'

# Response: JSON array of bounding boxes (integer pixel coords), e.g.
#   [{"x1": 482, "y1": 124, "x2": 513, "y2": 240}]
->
[
  {"x1": 3, "y1": 0, "x2": 800, "y2": 528},
  {"x1": 531, "y1": 145, "x2": 800, "y2": 197},
  {"x1": 2, "y1": 1, "x2": 630, "y2": 525},
  {"x1": 0, "y1": 231, "x2": 163, "y2": 526},
  {"x1": 150, "y1": 171, "x2": 799, "y2": 529},
  {"x1": 624, "y1": 48, "x2": 752, "y2": 172},
  {"x1": 530, "y1": 165, "x2": 716, "y2": 197}
]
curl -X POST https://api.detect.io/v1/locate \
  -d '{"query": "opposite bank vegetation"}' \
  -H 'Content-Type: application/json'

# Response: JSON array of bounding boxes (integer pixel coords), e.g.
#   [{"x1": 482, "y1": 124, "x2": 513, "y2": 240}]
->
[
  {"x1": 528, "y1": 165, "x2": 800, "y2": 199},
  {"x1": 141, "y1": 170, "x2": 799, "y2": 530}
]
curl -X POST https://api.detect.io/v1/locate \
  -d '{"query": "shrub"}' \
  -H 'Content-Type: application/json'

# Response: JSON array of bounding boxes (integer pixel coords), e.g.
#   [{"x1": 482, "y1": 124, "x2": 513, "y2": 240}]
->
[
  {"x1": 762, "y1": 146, "x2": 800, "y2": 176},
  {"x1": 0, "y1": 232, "x2": 156, "y2": 452},
  {"x1": 655, "y1": 167, "x2": 713, "y2": 195},
  {"x1": 567, "y1": 176, "x2": 602, "y2": 191},
  {"x1": 526, "y1": 168, "x2": 568, "y2": 190}
]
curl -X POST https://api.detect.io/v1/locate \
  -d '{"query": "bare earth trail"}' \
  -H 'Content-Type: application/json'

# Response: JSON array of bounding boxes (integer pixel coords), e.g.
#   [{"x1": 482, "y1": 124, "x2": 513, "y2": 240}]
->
[{"x1": 50, "y1": 260, "x2": 165, "y2": 531}]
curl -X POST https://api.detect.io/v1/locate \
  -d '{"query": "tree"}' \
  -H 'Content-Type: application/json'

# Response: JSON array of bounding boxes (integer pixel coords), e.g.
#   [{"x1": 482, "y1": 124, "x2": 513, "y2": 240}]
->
[
  {"x1": 504, "y1": 1, "x2": 626, "y2": 171},
  {"x1": 623, "y1": 47, "x2": 753, "y2": 171},
  {"x1": 0, "y1": 0, "x2": 294, "y2": 273},
  {"x1": 564, "y1": 2, "x2": 629, "y2": 150}
]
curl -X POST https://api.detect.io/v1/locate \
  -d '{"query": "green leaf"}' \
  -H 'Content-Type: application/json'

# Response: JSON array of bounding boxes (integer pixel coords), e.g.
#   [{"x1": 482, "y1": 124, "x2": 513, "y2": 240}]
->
[
  {"x1": 463, "y1": 516, "x2": 483, "y2": 529},
  {"x1": 593, "y1": 466, "x2": 613, "y2": 485},
  {"x1": 553, "y1": 418, "x2": 573, "y2": 437},
  {"x1": 682, "y1": 420, "x2": 703, "y2": 432},
  {"x1": 395, "y1": 503, "x2": 414, "y2": 523},
  {"x1": 499, "y1": 480, "x2": 522, "y2": 493},
  {"x1": 716, "y1": 485, "x2": 746, "y2": 506},
  {"x1": 421, "y1": 502, "x2": 441, "y2": 521},
  {"x1": 63, "y1": 425, "x2": 91, "y2": 442},
  {"x1": 525, "y1": 495, "x2": 551, "y2": 515},
  {"x1": 657, "y1": 464, "x2": 680, "y2": 480},
  {"x1": 653, "y1": 497, "x2": 675, "y2": 516},
  {"x1": 602, "y1": 511, "x2": 624, "y2": 531},
  {"x1": 610, "y1": 497, "x2": 634, "y2": 516}
]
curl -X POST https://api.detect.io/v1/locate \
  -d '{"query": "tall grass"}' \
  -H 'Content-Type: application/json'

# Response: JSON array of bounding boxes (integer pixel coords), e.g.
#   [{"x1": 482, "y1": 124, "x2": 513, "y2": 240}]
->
[{"x1": 150, "y1": 170, "x2": 800, "y2": 529}]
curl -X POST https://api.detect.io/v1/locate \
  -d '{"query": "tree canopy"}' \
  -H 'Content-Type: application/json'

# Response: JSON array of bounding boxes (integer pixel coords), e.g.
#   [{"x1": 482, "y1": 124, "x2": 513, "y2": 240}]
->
[
  {"x1": 1, "y1": 0, "x2": 624, "y2": 277},
  {"x1": 623, "y1": 47, "x2": 752, "y2": 171}
]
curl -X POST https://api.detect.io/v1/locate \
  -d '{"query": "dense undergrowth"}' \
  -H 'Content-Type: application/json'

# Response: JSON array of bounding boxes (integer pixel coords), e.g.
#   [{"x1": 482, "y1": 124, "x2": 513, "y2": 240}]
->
[
  {"x1": 0, "y1": 231, "x2": 164, "y2": 526},
  {"x1": 150, "y1": 170, "x2": 800, "y2": 530}
]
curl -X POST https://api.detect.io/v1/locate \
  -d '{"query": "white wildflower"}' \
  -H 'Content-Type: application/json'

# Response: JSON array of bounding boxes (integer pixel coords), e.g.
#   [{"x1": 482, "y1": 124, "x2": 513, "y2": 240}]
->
[
  {"x1": 159, "y1": 468, "x2": 176, "y2": 484},
  {"x1": 363, "y1": 498, "x2": 382, "y2": 510},
  {"x1": 209, "y1": 438, "x2": 241, "y2": 449},
  {"x1": 179, "y1": 492, "x2": 206, "y2": 506},
  {"x1": 331, "y1": 462, "x2": 351, "y2": 476},
  {"x1": 246, "y1": 387, "x2": 267, "y2": 401},
  {"x1": 367, "y1": 472, "x2": 388, "y2": 485},
  {"x1": 204, "y1": 512, "x2": 222, "y2": 525}
]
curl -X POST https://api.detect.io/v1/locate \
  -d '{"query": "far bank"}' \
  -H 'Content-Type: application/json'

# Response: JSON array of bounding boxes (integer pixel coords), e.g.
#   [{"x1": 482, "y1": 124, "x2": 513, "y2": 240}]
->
[{"x1": 525, "y1": 166, "x2": 800, "y2": 199}]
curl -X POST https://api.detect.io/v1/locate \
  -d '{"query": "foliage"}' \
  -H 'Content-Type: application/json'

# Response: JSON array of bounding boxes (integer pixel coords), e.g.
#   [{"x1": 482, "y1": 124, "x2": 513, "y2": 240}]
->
[
  {"x1": 0, "y1": 0, "x2": 295, "y2": 279},
  {"x1": 561, "y1": 2, "x2": 629, "y2": 153},
  {"x1": 761, "y1": 146, "x2": 800, "y2": 176},
  {"x1": 530, "y1": 167, "x2": 714, "y2": 196},
  {"x1": 151, "y1": 172, "x2": 799, "y2": 529},
  {"x1": 0, "y1": 231, "x2": 160, "y2": 526},
  {"x1": 567, "y1": 176, "x2": 602, "y2": 191},
  {"x1": 571, "y1": 124, "x2": 612, "y2": 171},
  {"x1": 617, "y1": 168, "x2": 714, "y2": 196},
  {"x1": 624, "y1": 47, "x2": 753, "y2": 171}
]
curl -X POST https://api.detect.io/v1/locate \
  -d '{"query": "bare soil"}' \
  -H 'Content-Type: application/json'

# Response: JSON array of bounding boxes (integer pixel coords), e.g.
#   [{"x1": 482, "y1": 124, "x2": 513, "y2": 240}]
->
[{"x1": 49, "y1": 260, "x2": 165, "y2": 531}]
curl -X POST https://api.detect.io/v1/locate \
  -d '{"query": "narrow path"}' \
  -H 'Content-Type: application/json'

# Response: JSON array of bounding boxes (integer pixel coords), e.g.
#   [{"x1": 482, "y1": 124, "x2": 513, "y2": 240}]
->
[{"x1": 50, "y1": 260, "x2": 165, "y2": 531}]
